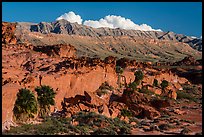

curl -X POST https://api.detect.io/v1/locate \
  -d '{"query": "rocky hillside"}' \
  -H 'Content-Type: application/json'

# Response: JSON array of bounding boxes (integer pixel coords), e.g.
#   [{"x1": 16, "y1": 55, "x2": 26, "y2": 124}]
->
[
  {"x1": 12, "y1": 20, "x2": 202, "y2": 63},
  {"x1": 2, "y1": 22, "x2": 202, "y2": 135},
  {"x1": 20, "y1": 19, "x2": 202, "y2": 51}
]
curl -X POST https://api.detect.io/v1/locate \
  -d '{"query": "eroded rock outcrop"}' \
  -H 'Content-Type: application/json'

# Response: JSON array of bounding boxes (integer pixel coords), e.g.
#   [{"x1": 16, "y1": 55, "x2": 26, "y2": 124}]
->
[
  {"x1": 33, "y1": 44, "x2": 76, "y2": 58},
  {"x1": 2, "y1": 22, "x2": 17, "y2": 45}
]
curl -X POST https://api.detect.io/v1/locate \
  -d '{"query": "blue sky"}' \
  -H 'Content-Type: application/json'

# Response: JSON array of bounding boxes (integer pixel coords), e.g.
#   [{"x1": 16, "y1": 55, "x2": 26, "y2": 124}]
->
[{"x1": 2, "y1": 2, "x2": 202, "y2": 37}]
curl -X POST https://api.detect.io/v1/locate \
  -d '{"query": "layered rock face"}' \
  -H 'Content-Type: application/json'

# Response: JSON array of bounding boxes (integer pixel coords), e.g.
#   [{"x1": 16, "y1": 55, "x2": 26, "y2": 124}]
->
[{"x1": 33, "y1": 44, "x2": 76, "y2": 58}]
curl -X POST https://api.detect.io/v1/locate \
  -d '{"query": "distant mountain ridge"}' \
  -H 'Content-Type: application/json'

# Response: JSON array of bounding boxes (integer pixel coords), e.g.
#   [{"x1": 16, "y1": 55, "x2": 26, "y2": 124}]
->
[
  {"x1": 26, "y1": 19, "x2": 202, "y2": 51},
  {"x1": 12, "y1": 20, "x2": 202, "y2": 63}
]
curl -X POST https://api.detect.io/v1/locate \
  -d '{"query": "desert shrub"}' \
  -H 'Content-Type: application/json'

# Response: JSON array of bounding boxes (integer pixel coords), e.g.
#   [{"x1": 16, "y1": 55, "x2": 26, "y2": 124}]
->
[
  {"x1": 116, "y1": 66, "x2": 124, "y2": 74},
  {"x1": 13, "y1": 88, "x2": 37, "y2": 122},
  {"x1": 176, "y1": 90, "x2": 198, "y2": 102},
  {"x1": 123, "y1": 88, "x2": 134, "y2": 96},
  {"x1": 180, "y1": 119, "x2": 195, "y2": 124},
  {"x1": 129, "y1": 117, "x2": 140, "y2": 125},
  {"x1": 72, "y1": 111, "x2": 99, "y2": 126},
  {"x1": 74, "y1": 125, "x2": 91, "y2": 135},
  {"x1": 5, "y1": 111, "x2": 132, "y2": 135},
  {"x1": 181, "y1": 84, "x2": 200, "y2": 95},
  {"x1": 134, "y1": 70, "x2": 144, "y2": 81},
  {"x1": 120, "y1": 109, "x2": 132, "y2": 118},
  {"x1": 180, "y1": 127, "x2": 191, "y2": 135},
  {"x1": 160, "y1": 80, "x2": 169, "y2": 90},
  {"x1": 153, "y1": 79, "x2": 159, "y2": 87},
  {"x1": 128, "y1": 82, "x2": 138, "y2": 90},
  {"x1": 35, "y1": 85, "x2": 56, "y2": 117},
  {"x1": 73, "y1": 111, "x2": 131, "y2": 135},
  {"x1": 92, "y1": 127, "x2": 117, "y2": 135},
  {"x1": 4, "y1": 116, "x2": 73, "y2": 135},
  {"x1": 138, "y1": 87, "x2": 153, "y2": 95},
  {"x1": 112, "y1": 117, "x2": 131, "y2": 134},
  {"x1": 158, "y1": 123, "x2": 172, "y2": 130}
]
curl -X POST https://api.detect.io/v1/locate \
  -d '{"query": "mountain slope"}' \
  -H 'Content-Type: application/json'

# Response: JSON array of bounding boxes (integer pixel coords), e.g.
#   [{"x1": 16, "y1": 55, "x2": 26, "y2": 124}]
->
[{"x1": 14, "y1": 20, "x2": 202, "y2": 62}]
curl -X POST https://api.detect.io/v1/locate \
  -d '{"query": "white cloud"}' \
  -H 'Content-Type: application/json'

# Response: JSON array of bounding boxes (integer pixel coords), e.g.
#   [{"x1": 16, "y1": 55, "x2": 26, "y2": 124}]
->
[
  {"x1": 56, "y1": 11, "x2": 83, "y2": 24},
  {"x1": 200, "y1": 36, "x2": 202, "y2": 39},
  {"x1": 84, "y1": 15, "x2": 162, "y2": 31},
  {"x1": 56, "y1": 12, "x2": 162, "y2": 31}
]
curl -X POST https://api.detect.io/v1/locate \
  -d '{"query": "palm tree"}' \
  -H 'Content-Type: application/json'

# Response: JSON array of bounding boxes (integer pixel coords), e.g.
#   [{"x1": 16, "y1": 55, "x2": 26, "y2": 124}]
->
[
  {"x1": 13, "y1": 88, "x2": 37, "y2": 122},
  {"x1": 35, "y1": 85, "x2": 56, "y2": 117}
]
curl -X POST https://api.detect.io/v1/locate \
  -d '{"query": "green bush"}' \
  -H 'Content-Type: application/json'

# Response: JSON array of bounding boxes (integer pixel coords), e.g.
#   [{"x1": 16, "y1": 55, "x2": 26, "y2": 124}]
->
[
  {"x1": 116, "y1": 66, "x2": 124, "y2": 74},
  {"x1": 158, "y1": 123, "x2": 172, "y2": 130},
  {"x1": 180, "y1": 127, "x2": 191, "y2": 135},
  {"x1": 4, "y1": 111, "x2": 132, "y2": 135},
  {"x1": 4, "y1": 116, "x2": 73, "y2": 135},
  {"x1": 123, "y1": 88, "x2": 134, "y2": 96},
  {"x1": 153, "y1": 79, "x2": 159, "y2": 87},
  {"x1": 35, "y1": 85, "x2": 56, "y2": 117},
  {"x1": 138, "y1": 87, "x2": 153, "y2": 95},
  {"x1": 13, "y1": 88, "x2": 37, "y2": 122},
  {"x1": 177, "y1": 90, "x2": 198, "y2": 102},
  {"x1": 160, "y1": 80, "x2": 169, "y2": 90},
  {"x1": 128, "y1": 82, "x2": 138, "y2": 90},
  {"x1": 134, "y1": 70, "x2": 144, "y2": 81},
  {"x1": 120, "y1": 109, "x2": 132, "y2": 118},
  {"x1": 92, "y1": 127, "x2": 117, "y2": 135}
]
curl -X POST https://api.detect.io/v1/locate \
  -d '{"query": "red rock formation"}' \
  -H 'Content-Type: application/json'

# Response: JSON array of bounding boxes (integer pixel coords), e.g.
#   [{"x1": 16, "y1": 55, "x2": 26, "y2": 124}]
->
[
  {"x1": 33, "y1": 44, "x2": 76, "y2": 58},
  {"x1": 2, "y1": 22, "x2": 17, "y2": 45}
]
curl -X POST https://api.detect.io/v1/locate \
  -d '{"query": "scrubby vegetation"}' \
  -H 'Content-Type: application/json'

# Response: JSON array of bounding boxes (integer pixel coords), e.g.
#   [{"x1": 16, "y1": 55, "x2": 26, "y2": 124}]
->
[
  {"x1": 176, "y1": 90, "x2": 198, "y2": 102},
  {"x1": 176, "y1": 83, "x2": 200, "y2": 103},
  {"x1": 160, "y1": 80, "x2": 169, "y2": 90},
  {"x1": 138, "y1": 87, "x2": 153, "y2": 95},
  {"x1": 127, "y1": 82, "x2": 138, "y2": 90},
  {"x1": 120, "y1": 109, "x2": 133, "y2": 118},
  {"x1": 134, "y1": 70, "x2": 144, "y2": 86},
  {"x1": 153, "y1": 79, "x2": 159, "y2": 87},
  {"x1": 4, "y1": 111, "x2": 132, "y2": 135}
]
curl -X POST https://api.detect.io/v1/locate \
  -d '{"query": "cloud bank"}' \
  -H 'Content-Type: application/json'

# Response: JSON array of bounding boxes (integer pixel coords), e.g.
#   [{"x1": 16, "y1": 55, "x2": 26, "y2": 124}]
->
[
  {"x1": 56, "y1": 11, "x2": 83, "y2": 24},
  {"x1": 56, "y1": 11, "x2": 162, "y2": 31}
]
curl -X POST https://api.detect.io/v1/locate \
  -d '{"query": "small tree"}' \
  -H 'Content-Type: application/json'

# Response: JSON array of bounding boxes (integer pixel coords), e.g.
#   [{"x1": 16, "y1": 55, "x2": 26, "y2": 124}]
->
[
  {"x1": 128, "y1": 82, "x2": 138, "y2": 90},
  {"x1": 153, "y1": 79, "x2": 159, "y2": 87},
  {"x1": 121, "y1": 109, "x2": 132, "y2": 119},
  {"x1": 13, "y1": 88, "x2": 37, "y2": 122},
  {"x1": 161, "y1": 80, "x2": 169, "y2": 90},
  {"x1": 134, "y1": 70, "x2": 144, "y2": 86},
  {"x1": 35, "y1": 85, "x2": 56, "y2": 117}
]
